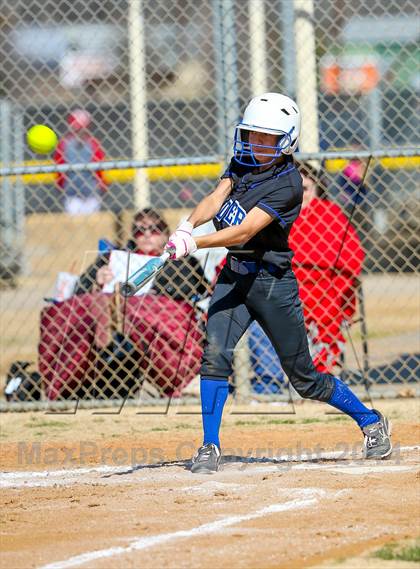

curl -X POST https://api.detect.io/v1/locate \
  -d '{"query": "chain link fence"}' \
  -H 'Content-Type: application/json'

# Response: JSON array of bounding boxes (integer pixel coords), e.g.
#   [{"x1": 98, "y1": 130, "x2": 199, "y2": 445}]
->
[{"x1": 0, "y1": 0, "x2": 419, "y2": 406}]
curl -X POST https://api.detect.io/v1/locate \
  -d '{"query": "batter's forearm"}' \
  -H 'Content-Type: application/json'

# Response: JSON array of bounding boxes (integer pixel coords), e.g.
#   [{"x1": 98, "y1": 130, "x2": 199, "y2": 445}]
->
[
  {"x1": 187, "y1": 195, "x2": 220, "y2": 227},
  {"x1": 188, "y1": 178, "x2": 232, "y2": 228},
  {"x1": 195, "y1": 225, "x2": 252, "y2": 249},
  {"x1": 194, "y1": 206, "x2": 273, "y2": 250}
]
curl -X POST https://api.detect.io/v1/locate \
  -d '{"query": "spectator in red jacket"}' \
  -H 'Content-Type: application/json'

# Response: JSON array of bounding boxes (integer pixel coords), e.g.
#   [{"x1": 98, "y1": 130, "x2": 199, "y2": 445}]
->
[
  {"x1": 54, "y1": 109, "x2": 107, "y2": 216},
  {"x1": 290, "y1": 162, "x2": 365, "y2": 373},
  {"x1": 247, "y1": 162, "x2": 365, "y2": 393}
]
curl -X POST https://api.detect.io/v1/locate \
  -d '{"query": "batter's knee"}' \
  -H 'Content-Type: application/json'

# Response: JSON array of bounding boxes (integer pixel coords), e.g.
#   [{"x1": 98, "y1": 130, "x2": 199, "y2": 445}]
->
[
  {"x1": 200, "y1": 332, "x2": 234, "y2": 378},
  {"x1": 282, "y1": 352, "x2": 335, "y2": 402},
  {"x1": 290, "y1": 375, "x2": 334, "y2": 402}
]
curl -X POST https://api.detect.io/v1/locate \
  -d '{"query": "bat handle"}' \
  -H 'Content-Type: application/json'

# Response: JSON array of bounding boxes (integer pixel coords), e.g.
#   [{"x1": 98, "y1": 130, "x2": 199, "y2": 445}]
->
[{"x1": 120, "y1": 281, "x2": 137, "y2": 297}]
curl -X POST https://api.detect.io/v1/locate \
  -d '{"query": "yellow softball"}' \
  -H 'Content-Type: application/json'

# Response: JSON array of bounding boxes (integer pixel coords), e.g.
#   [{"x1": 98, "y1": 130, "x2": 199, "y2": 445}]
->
[{"x1": 26, "y1": 125, "x2": 58, "y2": 154}]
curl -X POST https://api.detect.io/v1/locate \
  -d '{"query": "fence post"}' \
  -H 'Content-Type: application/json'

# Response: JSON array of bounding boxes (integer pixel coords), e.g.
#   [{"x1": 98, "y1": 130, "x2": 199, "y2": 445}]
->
[
  {"x1": 128, "y1": 0, "x2": 150, "y2": 209},
  {"x1": 212, "y1": 0, "x2": 240, "y2": 161},
  {"x1": 281, "y1": 0, "x2": 296, "y2": 97},
  {"x1": 0, "y1": 100, "x2": 23, "y2": 284},
  {"x1": 249, "y1": 0, "x2": 268, "y2": 94},
  {"x1": 294, "y1": 0, "x2": 320, "y2": 154}
]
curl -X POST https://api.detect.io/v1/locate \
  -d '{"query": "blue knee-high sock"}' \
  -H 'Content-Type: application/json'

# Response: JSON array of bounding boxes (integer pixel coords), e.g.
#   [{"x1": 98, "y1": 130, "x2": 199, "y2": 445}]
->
[
  {"x1": 329, "y1": 378, "x2": 379, "y2": 428},
  {"x1": 200, "y1": 377, "x2": 229, "y2": 448}
]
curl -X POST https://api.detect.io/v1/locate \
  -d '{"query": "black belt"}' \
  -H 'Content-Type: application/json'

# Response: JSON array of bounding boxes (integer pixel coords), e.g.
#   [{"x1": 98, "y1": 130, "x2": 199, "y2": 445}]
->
[{"x1": 227, "y1": 256, "x2": 283, "y2": 276}]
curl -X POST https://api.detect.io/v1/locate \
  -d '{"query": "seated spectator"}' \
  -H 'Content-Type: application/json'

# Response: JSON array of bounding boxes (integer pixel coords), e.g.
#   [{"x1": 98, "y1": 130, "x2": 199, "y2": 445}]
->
[
  {"x1": 248, "y1": 162, "x2": 365, "y2": 393},
  {"x1": 39, "y1": 208, "x2": 208, "y2": 400}
]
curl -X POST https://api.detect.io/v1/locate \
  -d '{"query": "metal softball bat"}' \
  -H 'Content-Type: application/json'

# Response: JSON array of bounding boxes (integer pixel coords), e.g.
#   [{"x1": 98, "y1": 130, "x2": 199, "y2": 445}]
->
[{"x1": 120, "y1": 251, "x2": 172, "y2": 297}]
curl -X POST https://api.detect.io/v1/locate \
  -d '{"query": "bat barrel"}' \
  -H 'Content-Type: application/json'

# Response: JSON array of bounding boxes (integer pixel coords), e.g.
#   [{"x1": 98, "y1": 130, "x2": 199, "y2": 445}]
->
[{"x1": 119, "y1": 251, "x2": 171, "y2": 297}]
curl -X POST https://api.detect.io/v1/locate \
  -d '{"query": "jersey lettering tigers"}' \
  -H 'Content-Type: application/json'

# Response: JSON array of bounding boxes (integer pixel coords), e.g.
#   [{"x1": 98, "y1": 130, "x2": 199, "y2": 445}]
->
[{"x1": 215, "y1": 199, "x2": 246, "y2": 226}]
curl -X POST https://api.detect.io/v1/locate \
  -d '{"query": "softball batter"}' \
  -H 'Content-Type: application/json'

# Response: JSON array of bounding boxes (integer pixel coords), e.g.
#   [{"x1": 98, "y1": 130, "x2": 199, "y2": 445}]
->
[{"x1": 165, "y1": 93, "x2": 392, "y2": 473}]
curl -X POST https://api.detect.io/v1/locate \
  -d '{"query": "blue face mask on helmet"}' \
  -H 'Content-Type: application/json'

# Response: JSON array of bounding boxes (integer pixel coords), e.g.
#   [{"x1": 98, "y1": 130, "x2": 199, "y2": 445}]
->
[{"x1": 233, "y1": 126, "x2": 295, "y2": 166}]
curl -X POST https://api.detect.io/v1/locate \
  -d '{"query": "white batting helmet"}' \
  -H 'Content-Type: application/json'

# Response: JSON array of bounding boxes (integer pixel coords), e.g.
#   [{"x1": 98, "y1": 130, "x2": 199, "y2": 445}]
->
[{"x1": 233, "y1": 93, "x2": 301, "y2": 165}]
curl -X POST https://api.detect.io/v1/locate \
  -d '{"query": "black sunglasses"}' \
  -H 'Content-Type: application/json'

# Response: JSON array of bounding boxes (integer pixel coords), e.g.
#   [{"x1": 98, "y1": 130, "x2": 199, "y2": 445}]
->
[{"x1": 133, "y1": 223, "x2": 166, "y2": 236}]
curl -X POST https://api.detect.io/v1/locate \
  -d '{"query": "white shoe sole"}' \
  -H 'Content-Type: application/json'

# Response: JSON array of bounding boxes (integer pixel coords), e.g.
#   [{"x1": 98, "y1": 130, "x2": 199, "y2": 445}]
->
[
  {"x1": 364, "y1": 419, "x2": 392, "y2": 459},
  {"x1": 191, "y1": 463, "x2": 220, "y2": 474}
]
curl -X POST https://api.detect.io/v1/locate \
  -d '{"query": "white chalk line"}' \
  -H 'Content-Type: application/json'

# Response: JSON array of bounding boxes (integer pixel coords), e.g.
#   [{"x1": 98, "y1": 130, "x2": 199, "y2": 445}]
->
[
  {"x1": 39, "y1": 488, "x2": 325, "y2": 569},
  {"x1": 272, "y1": 444, "x2": 419, "y2": 463},
  {"x1": 1, "y1": 445, "x2": 418, "y2": 489},
  {"x1": 2, "y1": 465, "x2": 123, "y2": 480},
  {"x1": 243, "y1": 463, "x2": 418, "y2": 476},
  {"x1": 0, "y1": 465, "x2": 128, "y2": 489},
  {"x1": 323, "y1": 464, "x2": 416, "y2": 475}
]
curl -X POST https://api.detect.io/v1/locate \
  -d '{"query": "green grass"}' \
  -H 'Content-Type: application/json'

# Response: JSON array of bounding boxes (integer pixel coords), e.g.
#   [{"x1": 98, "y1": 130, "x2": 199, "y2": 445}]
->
[
  {"x1": 24, "y1": 419, "x2": 70, "y2": 429},
  {"x1": 327, "y1": 415, "x2": 350, "y2": 422},
  {"x1": 235, "y1": 418, "x2": 325, "y2": 426},
  {"x1": 373, "y1": 541, "x2": 420, "y2": 562},
  {"x1": 174, "y1": 423, "x2": 194, "y2": 430},
  {"x1": 265, "y1": 418, "x2": 296, "y2": 425}
]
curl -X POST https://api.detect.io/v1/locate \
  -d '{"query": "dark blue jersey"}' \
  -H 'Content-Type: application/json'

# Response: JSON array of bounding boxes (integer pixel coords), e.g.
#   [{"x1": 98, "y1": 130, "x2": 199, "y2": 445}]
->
[{"x1": 213, "y1": 156, "x2": 303, "y2": 269}]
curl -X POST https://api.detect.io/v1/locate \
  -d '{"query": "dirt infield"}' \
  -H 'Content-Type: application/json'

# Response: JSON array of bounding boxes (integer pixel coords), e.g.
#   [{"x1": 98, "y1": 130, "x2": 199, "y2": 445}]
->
[{"x1": 1, "y1": 399, "x2": 419, "y2": 568}]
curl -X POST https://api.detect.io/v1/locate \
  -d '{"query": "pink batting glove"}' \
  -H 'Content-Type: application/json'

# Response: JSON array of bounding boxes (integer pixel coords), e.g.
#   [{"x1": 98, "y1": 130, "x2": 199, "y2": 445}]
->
[
  {"x1": 164, "y1": 233, "x2": 197, "y2": 260},
  {"x1": 167, "y1": 220, "x2": 194, "y2": 243}
]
